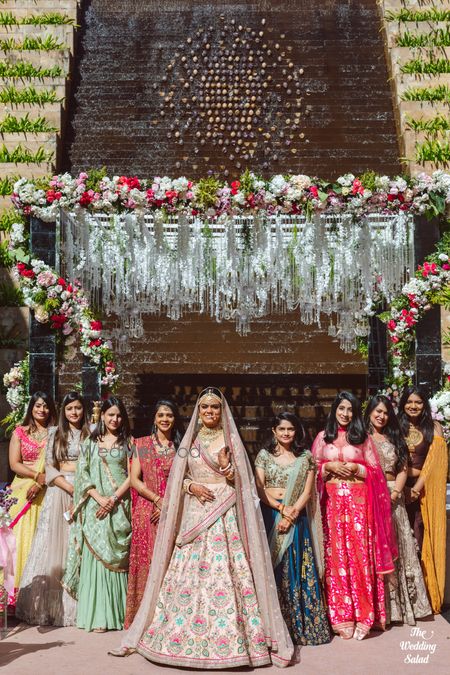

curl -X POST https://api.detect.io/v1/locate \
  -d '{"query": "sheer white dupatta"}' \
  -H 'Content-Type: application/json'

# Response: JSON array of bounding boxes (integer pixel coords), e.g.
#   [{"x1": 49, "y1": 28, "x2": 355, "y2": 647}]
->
[{"x1": 117, "y1": 390, "x2": 294, "y2": 668}]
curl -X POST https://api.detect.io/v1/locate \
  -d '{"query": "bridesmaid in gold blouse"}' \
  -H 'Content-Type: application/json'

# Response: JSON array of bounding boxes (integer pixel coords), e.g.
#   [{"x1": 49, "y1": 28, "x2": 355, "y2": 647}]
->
[{"x1": 397, "y1": 386, "x2": 447, "y2": 614}]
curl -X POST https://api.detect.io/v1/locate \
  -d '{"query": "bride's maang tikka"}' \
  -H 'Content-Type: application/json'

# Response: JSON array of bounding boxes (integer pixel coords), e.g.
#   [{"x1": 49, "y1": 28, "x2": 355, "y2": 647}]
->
[{"x1": 198, "y1": 387, "x2": 222, "y2": 405}]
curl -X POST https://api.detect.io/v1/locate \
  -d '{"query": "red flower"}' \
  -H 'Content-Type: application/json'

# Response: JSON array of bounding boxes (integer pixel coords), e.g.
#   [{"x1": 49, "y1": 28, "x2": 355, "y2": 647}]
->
[
  {"x1": 351, "y1": 179, "x2": 364, "y2": 196},
  {"x1": 90, "y1": 320, "x2": 103, "y2": 331},
  {"x1": 246, "y1": 193, "x2": 256, "y2": 208},
  {"x1": 46, "y1": 189, "x2": 62, "y2": 204},
  {"x1": 390, "y1": 335, "x2": 399, "y2": 343},
  {"x1": 443, "y1": 263, "x2": 450, "y2": 270},
  {"x1": 309, "y1": 186, "x2": 319, "y2": 198},
  {"x1": 89, "y1": 338, "x2": 102, "y2": 348},
  {"x1": 50, "y1": 314, "x2": 67, "y2": 329},
  {"x1": 79, "y1": 191, "x2": 93, "y2": 207},
  {"x1": 22, "y1": 269, "x2": 35, "y2": 279},
  {"x1": 57, "y1": 277, "x2": 66, "y2": 288},
  {"x1": 165, "y1": 189, "x2": 178, "y2": 203},
  {"x1": 231, "y1": 180, "x2": 241, "y2": 195},
  {"x1": 387, "y1": 320, "x2": 396, "y2": 331},
  {"x1": 119, "y1": 176, "x2": 141, "y2": 190},
  {"x1": 387, "y1": 194, "x2": 395, "y2": 202}
]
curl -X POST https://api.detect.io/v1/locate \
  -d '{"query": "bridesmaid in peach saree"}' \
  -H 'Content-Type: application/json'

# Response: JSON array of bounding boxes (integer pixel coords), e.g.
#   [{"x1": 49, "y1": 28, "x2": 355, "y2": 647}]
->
[
  {"x1": 124, "y1": 400, "x2": 183, "y2": 628},
  {"x1": 111, "y1": 387, "x2": 293, "y2": 669}
]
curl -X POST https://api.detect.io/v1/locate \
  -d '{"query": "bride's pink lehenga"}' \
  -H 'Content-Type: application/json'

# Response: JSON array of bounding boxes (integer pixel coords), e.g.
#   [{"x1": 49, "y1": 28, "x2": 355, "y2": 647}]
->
[{"x1": 114, "y1": 392, "x2": 293, "y2": 669}]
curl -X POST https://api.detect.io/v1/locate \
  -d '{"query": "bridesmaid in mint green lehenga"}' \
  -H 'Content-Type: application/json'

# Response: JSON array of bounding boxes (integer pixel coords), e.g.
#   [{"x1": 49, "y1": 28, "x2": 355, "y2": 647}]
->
[{"x1": 63, "y1": 397, "x2": 132, "y2": 632}]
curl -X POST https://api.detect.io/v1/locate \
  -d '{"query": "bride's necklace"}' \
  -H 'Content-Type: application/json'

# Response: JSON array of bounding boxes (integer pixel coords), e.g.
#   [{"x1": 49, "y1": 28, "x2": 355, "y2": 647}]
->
[{"x1": 198, "y1": 425, "x2": 223, "y2": 449}]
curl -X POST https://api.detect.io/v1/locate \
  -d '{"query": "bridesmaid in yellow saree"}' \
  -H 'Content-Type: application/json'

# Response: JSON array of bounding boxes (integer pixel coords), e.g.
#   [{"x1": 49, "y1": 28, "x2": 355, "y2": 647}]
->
[
  {"x1": 8, "y1": 391, "x2": 57, "y2": 605},
  {"x1": 397, "y1": 385, "x2": 448, "y2": 614}
]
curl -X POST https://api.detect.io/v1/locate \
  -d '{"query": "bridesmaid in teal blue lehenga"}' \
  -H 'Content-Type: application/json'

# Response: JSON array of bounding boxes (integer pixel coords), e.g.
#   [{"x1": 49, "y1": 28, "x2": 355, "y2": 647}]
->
[
  {"x1": 255, "y1": 412, "x2": 331, "y2": 646},
  {"x1": 63, "y1": 397, "x2": 132, "y2": 632}
]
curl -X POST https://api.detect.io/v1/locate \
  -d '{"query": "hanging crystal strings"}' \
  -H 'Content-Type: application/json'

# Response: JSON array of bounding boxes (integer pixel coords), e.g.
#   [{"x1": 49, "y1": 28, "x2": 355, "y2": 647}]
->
[{"x1": 60, "y1": 209, "x2": 414, "y2": 353}]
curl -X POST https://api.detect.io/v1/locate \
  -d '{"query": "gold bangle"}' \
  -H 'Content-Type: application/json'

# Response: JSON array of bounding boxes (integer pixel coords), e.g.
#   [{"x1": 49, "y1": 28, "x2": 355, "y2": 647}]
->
[
  {"x1": 283, "y1": 514, "x2": 295, "y2": 526},
  {"x1": 279, "y1": 504, "x2": 285, "y2": 516},
  {"x1": 34, "y1": 471, "x2": 40, "y2": 481}
]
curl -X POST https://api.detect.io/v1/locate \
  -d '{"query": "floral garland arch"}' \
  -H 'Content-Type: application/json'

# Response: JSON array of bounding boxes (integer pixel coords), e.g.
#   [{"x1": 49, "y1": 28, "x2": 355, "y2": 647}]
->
[
  {"x1": 3, "y1": 168, "x2": 450, "y2": 433},
  {"x1": 3, "y1": 217, "x2": 118, "y2": 431}
]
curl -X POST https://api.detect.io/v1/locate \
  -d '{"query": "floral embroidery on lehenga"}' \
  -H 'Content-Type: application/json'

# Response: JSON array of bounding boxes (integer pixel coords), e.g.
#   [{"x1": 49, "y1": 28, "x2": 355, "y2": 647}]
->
[
  {"x1": 138, "y1": 507, "x2": 270, "y2": 668},
  {"x1": 137, "y1": 439, "x2": 272, "y2": 668}
]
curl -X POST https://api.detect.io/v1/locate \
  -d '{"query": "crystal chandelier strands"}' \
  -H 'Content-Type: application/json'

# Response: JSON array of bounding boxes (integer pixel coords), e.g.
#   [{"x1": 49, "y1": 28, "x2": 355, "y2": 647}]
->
[{"x1": 60, "y1": 210, "x2": 414, "y2": 353}]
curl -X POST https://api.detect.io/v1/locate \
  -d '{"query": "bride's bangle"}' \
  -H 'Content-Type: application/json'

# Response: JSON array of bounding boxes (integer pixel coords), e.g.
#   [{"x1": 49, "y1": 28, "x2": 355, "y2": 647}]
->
[
  {"x1": 219, "y1": 462, "x2": 232, "y2": 474},
  {"x1": 183, "y1": 479, "x2": 193, "y2": 495}
]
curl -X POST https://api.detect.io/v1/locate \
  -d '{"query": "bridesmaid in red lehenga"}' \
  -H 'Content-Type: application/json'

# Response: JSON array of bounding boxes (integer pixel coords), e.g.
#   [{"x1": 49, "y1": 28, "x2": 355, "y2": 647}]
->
[{"x1": 124, "y1": 400, "x2": 183, "y2": 628}]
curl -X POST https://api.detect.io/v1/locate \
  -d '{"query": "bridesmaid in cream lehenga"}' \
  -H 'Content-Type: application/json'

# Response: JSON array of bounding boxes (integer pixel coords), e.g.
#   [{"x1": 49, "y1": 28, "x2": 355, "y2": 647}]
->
[
  {"x1": 16, "y1": 392, "x2": 89, "y2": 626},
  {"x1": 365, "y1": 395, "x2": 431, "y2": 626},
  {"x1": 111, "y1": 387, "x2": 293, "y2": 669}
]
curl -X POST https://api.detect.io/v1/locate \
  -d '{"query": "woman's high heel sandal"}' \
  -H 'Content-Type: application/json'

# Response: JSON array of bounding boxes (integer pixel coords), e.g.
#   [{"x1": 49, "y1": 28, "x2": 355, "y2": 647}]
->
[
  {"x1": 334, "y1": 625, "x2": 354, "y2": 640},
  {"x1": 353, "y1": 625, "x2": 369, "y2": 640}
]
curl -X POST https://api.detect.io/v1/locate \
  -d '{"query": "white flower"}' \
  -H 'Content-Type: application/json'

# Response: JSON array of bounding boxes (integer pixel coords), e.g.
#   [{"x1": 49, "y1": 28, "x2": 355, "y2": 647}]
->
[
  {"x1": 337, "y1": 173, "x2": 355, "y2": 187},
  {"x1": 269, "y1": 175, "x2": 288, "y2": 196},
  {"x1": 34, "y1": 306, "x2": 49, "y2": 323}
]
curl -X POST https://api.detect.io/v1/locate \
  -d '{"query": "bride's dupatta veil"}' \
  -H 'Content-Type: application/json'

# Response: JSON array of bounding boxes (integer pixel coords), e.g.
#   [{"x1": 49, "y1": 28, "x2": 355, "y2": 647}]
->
[{"x1": 116, "y1": 389, "x2": 294, "y2": 668}]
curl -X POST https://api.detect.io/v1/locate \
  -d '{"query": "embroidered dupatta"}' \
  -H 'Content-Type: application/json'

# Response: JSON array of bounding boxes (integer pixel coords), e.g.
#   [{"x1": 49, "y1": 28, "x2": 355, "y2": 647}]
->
[
  {"x1": 62, "y1": 438, "x2": 131, "y2": 599},
  {"x1": 268, "y1": 452, "x2": 324, "y2": 577},
  {"x1": 118, "y1": 393, "x2": 294, "y2": 668},
  {"x1": 176, "y1": 441, "x2": 236, "y2": 547}
]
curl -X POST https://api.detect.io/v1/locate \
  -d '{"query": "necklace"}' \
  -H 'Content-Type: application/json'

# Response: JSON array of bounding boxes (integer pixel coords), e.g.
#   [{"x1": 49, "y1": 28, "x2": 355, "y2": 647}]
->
[
  {"x1": 198, "y1": 425, "x2": 223, "y2": 449},
  {"x1": 154, "y1": 434, "x2": 174, "y2": 456},
  {"x1": 405, "y1": 425, "x2": 423, "y2": 453},
  {"x1": 30, "y1": 428, "x2": 48, "y2": 443}
]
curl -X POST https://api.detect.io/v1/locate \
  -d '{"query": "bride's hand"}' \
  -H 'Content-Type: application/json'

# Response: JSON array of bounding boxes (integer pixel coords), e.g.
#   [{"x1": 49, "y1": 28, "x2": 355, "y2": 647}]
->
[
  {"x1": 190, "y1": 482, "x2": 216, "y2": 504},
  {"x1": 218, "y1": 446, "x2": 231, "y2": 469}
]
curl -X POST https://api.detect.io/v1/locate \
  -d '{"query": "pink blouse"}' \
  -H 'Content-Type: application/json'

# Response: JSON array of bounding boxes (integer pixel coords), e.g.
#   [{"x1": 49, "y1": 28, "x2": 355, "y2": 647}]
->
[
  {"x1": 15, "y1": 426, "x2": 45, "y2": 465},
  {"x1": 312, "y1": 428, "x2": 398, "y2": 574}
]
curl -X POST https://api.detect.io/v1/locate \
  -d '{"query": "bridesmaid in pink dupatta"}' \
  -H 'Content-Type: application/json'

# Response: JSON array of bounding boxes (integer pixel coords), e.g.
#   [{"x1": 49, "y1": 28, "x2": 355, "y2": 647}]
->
[
  {"x1": 312, "y1": 391, "x2": 397, "y2": 641},
  {"x1": 124, "y1": 400, "x2": 183, "y2": 628}
]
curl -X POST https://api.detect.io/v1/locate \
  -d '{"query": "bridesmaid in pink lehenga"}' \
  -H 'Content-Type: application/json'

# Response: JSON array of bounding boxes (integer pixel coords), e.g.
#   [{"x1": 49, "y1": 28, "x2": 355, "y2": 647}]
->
[
  {"x1": 312, "y1": 392, "x2": 398, "y2": 641},
  {"x1": 124, "y1": 400, "x2": 183, "y2": 628}
]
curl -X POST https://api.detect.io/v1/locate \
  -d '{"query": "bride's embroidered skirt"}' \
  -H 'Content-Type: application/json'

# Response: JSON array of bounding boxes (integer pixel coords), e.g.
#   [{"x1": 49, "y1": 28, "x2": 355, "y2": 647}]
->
[{"x1": 138, "y1": 505, "x2": 271, "y2": 669}]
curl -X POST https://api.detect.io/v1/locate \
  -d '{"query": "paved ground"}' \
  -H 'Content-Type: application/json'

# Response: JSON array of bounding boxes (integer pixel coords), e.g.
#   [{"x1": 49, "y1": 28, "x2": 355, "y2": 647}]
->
[{"x1": 1, "y1": 615, "x2": 450, "y2": 675}]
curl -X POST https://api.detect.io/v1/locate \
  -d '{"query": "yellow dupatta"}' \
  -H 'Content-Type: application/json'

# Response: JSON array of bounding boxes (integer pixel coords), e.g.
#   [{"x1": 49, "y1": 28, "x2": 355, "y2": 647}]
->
[{"x1": 420, "y1": 435, "x2": 448, "y2": 613}]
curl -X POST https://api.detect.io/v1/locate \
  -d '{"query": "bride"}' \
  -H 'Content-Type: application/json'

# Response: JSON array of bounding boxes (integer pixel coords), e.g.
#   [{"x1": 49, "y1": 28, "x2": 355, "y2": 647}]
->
[{"x1": 111, "y1": 387, "x2": 293, "y2": 668}]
